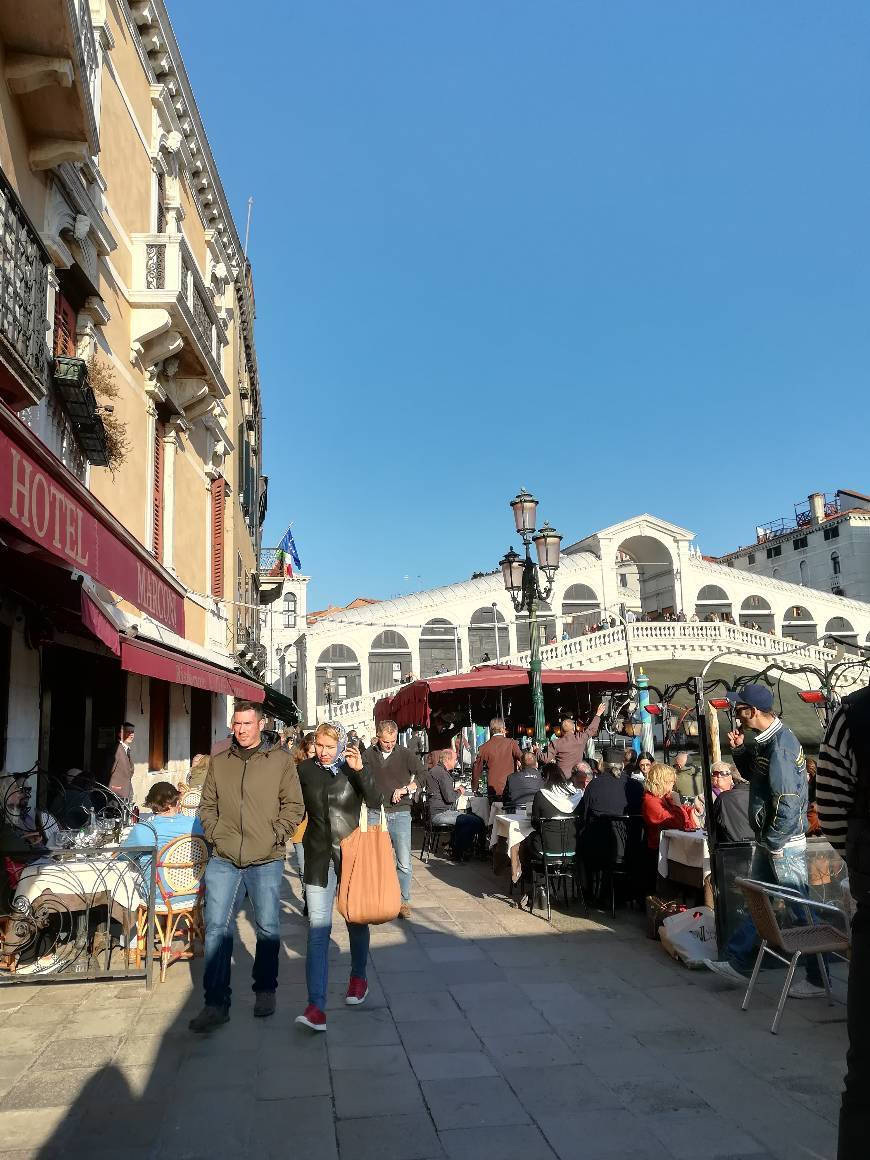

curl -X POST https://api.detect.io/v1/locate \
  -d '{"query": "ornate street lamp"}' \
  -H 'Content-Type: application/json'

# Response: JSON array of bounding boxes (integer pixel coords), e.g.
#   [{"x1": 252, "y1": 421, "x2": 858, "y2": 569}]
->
[{"x1": 499, "y1": 489, "x2": 562, "y2": 744}]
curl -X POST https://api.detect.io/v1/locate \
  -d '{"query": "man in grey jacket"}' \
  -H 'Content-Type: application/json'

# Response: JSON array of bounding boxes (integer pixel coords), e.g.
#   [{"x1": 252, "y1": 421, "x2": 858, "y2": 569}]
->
[{"x1": 190, "y1": 700, "x2": 304, "y2": 1033}]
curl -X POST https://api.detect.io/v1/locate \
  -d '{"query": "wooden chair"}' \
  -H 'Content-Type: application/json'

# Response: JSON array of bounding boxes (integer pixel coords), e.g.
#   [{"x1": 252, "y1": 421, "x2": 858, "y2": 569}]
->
[
  {"x1": 135, "y1": 835, "x2": 208, "y2": 982},
  {"x1": 735, "y1": 876, "x2": 851, "y2": 1034},
  {"x1": 178, "y1": 789, "x2": 202, "y2": 818}
]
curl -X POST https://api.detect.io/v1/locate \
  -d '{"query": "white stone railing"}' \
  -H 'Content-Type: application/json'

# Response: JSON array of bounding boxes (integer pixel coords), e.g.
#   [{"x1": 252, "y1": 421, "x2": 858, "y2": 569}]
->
[{"x1": 328, "y1": 622, "x2": 846, "y2": 734}]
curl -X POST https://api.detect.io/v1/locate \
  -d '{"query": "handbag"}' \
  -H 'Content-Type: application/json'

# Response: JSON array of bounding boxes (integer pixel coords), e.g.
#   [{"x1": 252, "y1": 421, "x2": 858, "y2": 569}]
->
[{"x1": 337, "y1": 803, "x2": 401, "y2": 925}]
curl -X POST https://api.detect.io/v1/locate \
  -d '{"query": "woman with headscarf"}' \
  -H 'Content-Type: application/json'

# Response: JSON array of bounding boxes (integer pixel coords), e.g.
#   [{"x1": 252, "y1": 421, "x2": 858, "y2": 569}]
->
[{"x1": 294, "y1": 722, "x2": 383, "y2": 1032}]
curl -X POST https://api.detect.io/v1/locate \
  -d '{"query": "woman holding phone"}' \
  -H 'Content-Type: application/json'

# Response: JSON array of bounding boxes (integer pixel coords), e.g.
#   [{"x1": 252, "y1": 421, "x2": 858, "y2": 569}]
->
[{"x1": 294, "y1": 722, "x2": 382, "y2": 1032}]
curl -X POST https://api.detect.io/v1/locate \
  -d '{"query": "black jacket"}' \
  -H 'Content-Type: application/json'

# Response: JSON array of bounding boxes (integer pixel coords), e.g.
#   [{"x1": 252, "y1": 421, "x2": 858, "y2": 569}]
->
[
  {"x1": 503, "y1": 771, "x2": 543, "y2": 810},
  {"x1": 363, "y1": 743, "x2": 424, "y2": 813},
  {"x1": 424, "y1": 763, "x2": 458, "y2": 812},
  {"x1": 297, "y1": 758, "x2": 383, "y2": 887},
  {"x1": 711, "y1": 782, "x2": 754, "y2": 844},
  {"x1": 577, "y1": 772, "x2": 642, "y2": 825}
]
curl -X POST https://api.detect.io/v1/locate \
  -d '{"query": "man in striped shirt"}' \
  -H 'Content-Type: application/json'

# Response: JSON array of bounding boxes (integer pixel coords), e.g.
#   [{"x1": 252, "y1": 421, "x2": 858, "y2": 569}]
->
[{"x1": 817, "y1": 687, "x2": 870, "y2": 1160}]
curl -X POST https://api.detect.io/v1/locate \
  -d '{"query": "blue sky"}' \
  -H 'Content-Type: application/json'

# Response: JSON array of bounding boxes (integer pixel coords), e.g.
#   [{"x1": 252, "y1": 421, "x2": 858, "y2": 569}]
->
[{"x1": 170, "y1": 2, "x2": 870, "y2": 610}]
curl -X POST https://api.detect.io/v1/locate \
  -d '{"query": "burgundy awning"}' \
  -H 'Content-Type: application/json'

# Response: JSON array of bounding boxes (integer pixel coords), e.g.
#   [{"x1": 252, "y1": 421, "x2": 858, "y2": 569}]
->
[
  {"x1": 81, "y1": 588, "x2": 120, "y2": 655},
  {"x1": 120, "y1": 637, "x2": 264, "y2": 701},
  {"x1": 0, "y1": 401, "x2": 185, "y2": 633},
  {"x1": 379, "y1": 664, "x2": 630, "y2": 732}
]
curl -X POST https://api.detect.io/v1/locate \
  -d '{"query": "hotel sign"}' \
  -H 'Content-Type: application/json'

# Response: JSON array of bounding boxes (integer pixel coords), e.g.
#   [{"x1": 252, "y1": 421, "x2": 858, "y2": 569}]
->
[{"x1": 1, "y1": 427, "x2": 185, "y2": 634}]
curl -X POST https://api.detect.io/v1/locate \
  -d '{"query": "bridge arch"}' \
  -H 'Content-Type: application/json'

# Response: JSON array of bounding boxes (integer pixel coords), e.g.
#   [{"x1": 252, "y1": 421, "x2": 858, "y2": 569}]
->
[
  {"x1": 694, "y1": 584, "x2": 732, "y2": 621},
  {"x1": 824, "y1": 616, "x2": 859, "y2": 654},
  {"x1": 469, "y1": 606, "x2": 510, "y2": 665},
  {"x1": 739, "y1": 594, "x2": 775, "y2": 633},
  {"x1": 316, "y1": 643, "x2": 361, "y2": 706},
  {"x1": 368, "y1": 630, "x2": 412, "y2": 689},
  {"x1": 420, "y1": 618, "x2": 461, "y2": 677},
  {"x1": 561, "y1": 583, "x2": 599, "y2": 637},
  {"x1": 615, "y1": 534, "x2": 677, "y2": 618},
  {"x1": 781, "y1": 604, "x2": 817, "y2": 645}
]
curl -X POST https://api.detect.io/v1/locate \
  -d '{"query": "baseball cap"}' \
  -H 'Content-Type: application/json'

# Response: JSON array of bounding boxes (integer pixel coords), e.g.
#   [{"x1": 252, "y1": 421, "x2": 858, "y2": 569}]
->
[{"x1": 725, "y1": 684, "x2": 774, "y2": 713}]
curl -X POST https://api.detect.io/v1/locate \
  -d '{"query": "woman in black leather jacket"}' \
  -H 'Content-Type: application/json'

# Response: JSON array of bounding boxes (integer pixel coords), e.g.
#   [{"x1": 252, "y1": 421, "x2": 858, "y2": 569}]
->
[{"x1": 294, "y1": 722, "x2": 383, "y2": 1032}]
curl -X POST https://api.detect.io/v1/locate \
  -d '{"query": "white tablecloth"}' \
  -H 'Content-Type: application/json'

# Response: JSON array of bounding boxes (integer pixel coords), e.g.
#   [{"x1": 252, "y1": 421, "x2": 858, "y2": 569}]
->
[
  {"x1": 15, "y1": 854, "x2": 146, "y2": 918},
  {"x1": 489, "y1": 812, "x2": 534, "y2": 851},
  {"x1": 658, "y1": 829, "x2": 710, "y2": 878},
  {"x1": 455, "y1": 795, "x2": 491, "y2": 823}
]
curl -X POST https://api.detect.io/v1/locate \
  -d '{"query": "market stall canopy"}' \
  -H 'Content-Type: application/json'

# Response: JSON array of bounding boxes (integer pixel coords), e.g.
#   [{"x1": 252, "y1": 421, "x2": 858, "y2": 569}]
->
[{"x1": 377, "y1": 664, "x2": 629, "y2": 734}]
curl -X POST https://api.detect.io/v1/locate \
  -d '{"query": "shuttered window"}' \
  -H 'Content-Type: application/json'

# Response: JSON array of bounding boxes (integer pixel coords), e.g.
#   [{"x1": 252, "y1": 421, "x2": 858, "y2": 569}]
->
[
  {"x1": 152, "y1": 420, "x2": 165, "y2": 559},
  {"x1": 53, "y1": 294, "x2": 77, "y2": 357},
  {"x1": 210, "y1": 476, "x2": 225, "y2": 598}
]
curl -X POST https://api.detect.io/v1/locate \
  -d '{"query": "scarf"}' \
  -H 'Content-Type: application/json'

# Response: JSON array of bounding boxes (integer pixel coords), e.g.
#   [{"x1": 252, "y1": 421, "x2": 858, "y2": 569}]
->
[
  {"x1": 316, "y1": 722, "x2": 348, "y2": 775},
  {"x1": 540, "y1": 783, "x2": 582, "y2": 814}
]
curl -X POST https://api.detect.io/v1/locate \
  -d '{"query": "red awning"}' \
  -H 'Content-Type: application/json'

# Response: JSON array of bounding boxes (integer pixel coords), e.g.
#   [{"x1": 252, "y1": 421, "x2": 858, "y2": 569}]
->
[
  {"x1": 120, "y1": 637, "x2": 264, "y2": 702},
  {"x1": 81, "y1": 588, "x2": 120, "y2": 655},
  {"x1": 379, "y1": 664, "x2": 630, "y2": 731},
  {"x1": 0, "y1": 401, "x2": 185, "y2": 633}
]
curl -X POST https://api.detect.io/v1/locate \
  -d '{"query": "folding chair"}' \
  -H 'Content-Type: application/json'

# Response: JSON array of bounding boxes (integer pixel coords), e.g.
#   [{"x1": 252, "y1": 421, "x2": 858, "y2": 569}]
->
[
  {"x1": 135, "y1": 835, "x2": 208, "y2": 982},
  {"x1": 735, "y1": 876, "x2": 850, "y2": 1034}
]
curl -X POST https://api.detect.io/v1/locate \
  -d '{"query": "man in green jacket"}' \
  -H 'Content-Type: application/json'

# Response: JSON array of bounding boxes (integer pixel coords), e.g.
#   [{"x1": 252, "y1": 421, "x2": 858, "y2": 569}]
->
[{"x1": 190, "y1": 700, "x2": 304, "y2": 1033}]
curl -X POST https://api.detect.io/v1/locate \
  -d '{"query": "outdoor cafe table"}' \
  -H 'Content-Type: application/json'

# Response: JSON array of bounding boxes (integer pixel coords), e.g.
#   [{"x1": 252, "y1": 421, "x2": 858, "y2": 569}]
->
[
  {"x1": 658, "y1": 828, "x2": 713, "y2": 906},
  {"x1": 490, "y1": 812, "x2": 534, "y2": 883},
  {"x1": 5, "y1": 845, "x2": 156, "y2": 983},
  {"x1": 455, "y1": 795, "x2": 491, "y2": 823}
]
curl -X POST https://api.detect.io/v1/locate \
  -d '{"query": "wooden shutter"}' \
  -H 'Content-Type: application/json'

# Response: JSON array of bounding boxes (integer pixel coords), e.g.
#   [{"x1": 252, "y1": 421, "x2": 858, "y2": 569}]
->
[
  {"x1": 152, "y1": 420, "x2": 164, "y2": 560},
  {"x1": 210, "y1": 476, "x2": 225, "y2": 598},
  {"x1": 53, "y1": 294, "x2": 77, "y2": 357}
]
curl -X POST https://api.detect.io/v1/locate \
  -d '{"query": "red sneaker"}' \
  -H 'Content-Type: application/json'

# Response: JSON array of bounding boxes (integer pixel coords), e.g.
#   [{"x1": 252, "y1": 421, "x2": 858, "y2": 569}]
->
[
  {"x1": 295, "y1": 1004, "x2": 327, "y2": 1031},
  {"x1": 345, "y1": 976, "x2": 369, "y2": 1006}
]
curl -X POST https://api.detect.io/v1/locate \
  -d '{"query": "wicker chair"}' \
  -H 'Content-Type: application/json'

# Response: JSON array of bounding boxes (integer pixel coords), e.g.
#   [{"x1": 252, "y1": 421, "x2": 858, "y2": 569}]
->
[
  {"x1": 735, "y1": 876, "x2": 851, "y2": 1034},
  {"x1": 178, "y1": 789, "x2": 202, "y2": 818},
  {"x1": 135, "y1": 835, "x2": 208, "y2": 982}
]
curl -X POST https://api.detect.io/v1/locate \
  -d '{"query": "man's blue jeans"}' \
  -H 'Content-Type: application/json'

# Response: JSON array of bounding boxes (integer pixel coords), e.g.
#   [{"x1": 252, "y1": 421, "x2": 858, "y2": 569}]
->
[
  {"x1": 305, "y1": 861, "x2": 369, "y2": 1010},
  {"x1": 384, "y1": 809, "x2": 412, "y2": 903},
  {"x1": 726, "y1": 840, "x2": 824, "y2": 986},
  {"x1": 202, "y1": 855, "x2": 284, "y2": 1008}
]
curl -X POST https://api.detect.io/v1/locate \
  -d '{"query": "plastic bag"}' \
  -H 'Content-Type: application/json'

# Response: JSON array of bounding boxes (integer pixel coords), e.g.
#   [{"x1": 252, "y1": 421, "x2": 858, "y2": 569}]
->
[{"x1": 659, "y1": 905, "x2": 718, "y2": 967}]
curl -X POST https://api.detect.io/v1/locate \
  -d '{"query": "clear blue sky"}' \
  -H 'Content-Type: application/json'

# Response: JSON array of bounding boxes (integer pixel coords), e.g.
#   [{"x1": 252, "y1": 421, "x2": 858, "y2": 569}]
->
[{"x1": 170, "y1": 1, "x2": 870, "y2": 610}]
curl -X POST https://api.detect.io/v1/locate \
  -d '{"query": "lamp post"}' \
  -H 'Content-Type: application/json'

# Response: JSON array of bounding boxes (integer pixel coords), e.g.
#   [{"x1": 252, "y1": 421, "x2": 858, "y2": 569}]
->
[
  {"x1": 499, "y1": 488, "x2": 562, "y2": 746},
  {"x1": 323, "y1": 666, "x2": 334, "y2": 717}
]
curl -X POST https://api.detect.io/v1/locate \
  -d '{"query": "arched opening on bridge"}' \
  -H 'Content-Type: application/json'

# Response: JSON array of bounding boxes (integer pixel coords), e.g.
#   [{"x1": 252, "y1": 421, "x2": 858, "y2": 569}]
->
[
  {"x1": 561, "y1": 583, "x2": 600, "y2": 636},
  {"x1": 694, "y1": 584, "x2": 733, "y2": 622},
  {"x1": 823, "y1": 617, "x2": 859, "y2": 654},
  {"x1": 516, "y1": 600, "x2": 556, "y2": 652},
  {"x1": 781, "y1": 605, "x2": 817, "y2": 645},
  {"x1": 739, "y1": 595, "x2": 775, "y2": 633},
  {"x1": 615, "y1": 535, "x2": 676, "y2": 619},
  {"x1": 316, "y1": 644, "x2": 361, "y2": 706},
  {"x1": 469, "y1": 607, "x2": 510, "y2": 665},
  {"x1": 420, "y1": 618, "x2": 461, "y2": 677},
  {"x1": 369, "y1": 629, "x2": 412, "y2": 689}
]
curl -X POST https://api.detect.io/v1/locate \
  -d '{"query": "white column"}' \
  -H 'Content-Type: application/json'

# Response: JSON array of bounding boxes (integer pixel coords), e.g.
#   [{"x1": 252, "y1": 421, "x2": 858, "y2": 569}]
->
[{"x1": 161, "y1": 419, "x2": 186, "y2": 573}]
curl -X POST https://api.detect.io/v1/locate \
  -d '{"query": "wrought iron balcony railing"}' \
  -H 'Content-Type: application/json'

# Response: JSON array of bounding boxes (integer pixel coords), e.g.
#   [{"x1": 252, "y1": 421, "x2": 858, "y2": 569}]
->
[{"x1": 0, "y1": 168, "x2": 51, "y2": 408}]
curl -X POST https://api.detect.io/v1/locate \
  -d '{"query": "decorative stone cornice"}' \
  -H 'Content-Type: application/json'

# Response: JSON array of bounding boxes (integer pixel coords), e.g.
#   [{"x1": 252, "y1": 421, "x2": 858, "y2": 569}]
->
[{"x1": 124, "y1": 2, "x2": 242, "y2": 277}]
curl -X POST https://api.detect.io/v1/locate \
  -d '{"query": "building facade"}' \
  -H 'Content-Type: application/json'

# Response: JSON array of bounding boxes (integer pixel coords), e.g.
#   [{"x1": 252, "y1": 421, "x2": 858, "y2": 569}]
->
[
  {"x1": 0, "y1": 1, "x2": 267, "y2": 788},
  {"x1": 716, "y1": 490, "x2": 870, "y2": 603},
  {"x1": 257, "y1": 556, "x2": 309, "y2": 717}
]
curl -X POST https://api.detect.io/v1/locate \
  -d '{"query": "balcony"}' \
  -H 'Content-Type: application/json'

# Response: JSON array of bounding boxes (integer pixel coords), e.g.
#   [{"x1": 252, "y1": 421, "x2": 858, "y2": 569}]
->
[
  {"x1": 52, "y1": 355, "x2": 109, "y2": 466},
  {"x1": 129, "y1": 233, "x2": 228, "y2": 409},
  {"x1": 0, "y1": 0, "x2": 100, "y2": 170},
  {"x1": 0, "y1": 168, "x2": 51, "y2": 409}
]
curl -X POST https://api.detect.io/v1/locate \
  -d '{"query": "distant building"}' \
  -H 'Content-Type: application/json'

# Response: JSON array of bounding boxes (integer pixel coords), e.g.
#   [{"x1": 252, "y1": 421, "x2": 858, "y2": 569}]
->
[{"x1": 716, "y1": 490, "x2": 870, "y2": 603}]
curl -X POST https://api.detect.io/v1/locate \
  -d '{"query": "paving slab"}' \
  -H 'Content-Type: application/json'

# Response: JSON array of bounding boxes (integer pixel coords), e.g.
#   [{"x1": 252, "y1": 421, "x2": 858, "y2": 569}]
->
[
  {"x1": 438, "y1": 1124, "x2": 557, "y2": 1160},
  {"x1": 336, "y1": 1111, "x2": 443, "y2": 1160},
  {"x1": 421, "y1": 1075, "x2": 530, "y2": 1130}
]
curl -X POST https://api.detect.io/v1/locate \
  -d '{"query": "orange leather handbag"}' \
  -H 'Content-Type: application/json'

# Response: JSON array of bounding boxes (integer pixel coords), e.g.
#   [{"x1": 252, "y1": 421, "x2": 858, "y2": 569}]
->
[{"x1": 337, "y1": 804, "x2": 401, "y2": 925}]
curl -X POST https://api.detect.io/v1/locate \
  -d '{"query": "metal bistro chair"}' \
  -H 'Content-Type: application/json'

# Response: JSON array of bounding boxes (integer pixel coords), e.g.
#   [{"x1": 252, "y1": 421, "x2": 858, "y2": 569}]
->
[
  {"x1": 735, "y1": 876, "x2": 851, "y2": 1035},
  {"x1": 135, "y1": 835, "x2": 208, "y2": 982},
  {"x1": 178, "y1": 788, "x2": 202, "y2": 818},
  {"x1": 525, "y1": 816, "x2": 588, "y2": 923},
  {"x1": 418, "y1": 790, "x2": 455, "y2": 864}
]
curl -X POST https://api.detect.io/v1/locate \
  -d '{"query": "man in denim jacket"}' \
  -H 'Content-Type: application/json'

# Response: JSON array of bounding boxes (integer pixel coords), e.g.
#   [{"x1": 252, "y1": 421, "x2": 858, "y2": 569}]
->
[{"x1": 705, "y1": 684, "x2": 826, "y2": 998}]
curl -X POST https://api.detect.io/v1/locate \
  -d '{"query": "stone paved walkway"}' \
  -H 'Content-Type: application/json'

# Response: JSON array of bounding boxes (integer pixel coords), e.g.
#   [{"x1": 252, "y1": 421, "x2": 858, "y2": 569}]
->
[{"x1": 0, "y1": 848, "x2": 848, "y2": 1160}]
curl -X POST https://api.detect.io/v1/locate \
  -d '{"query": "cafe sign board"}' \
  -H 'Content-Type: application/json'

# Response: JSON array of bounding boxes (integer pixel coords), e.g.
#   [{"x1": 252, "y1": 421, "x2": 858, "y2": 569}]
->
[{"x1": 0, "y1": 425, "x2": 185, "y2": 634}]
